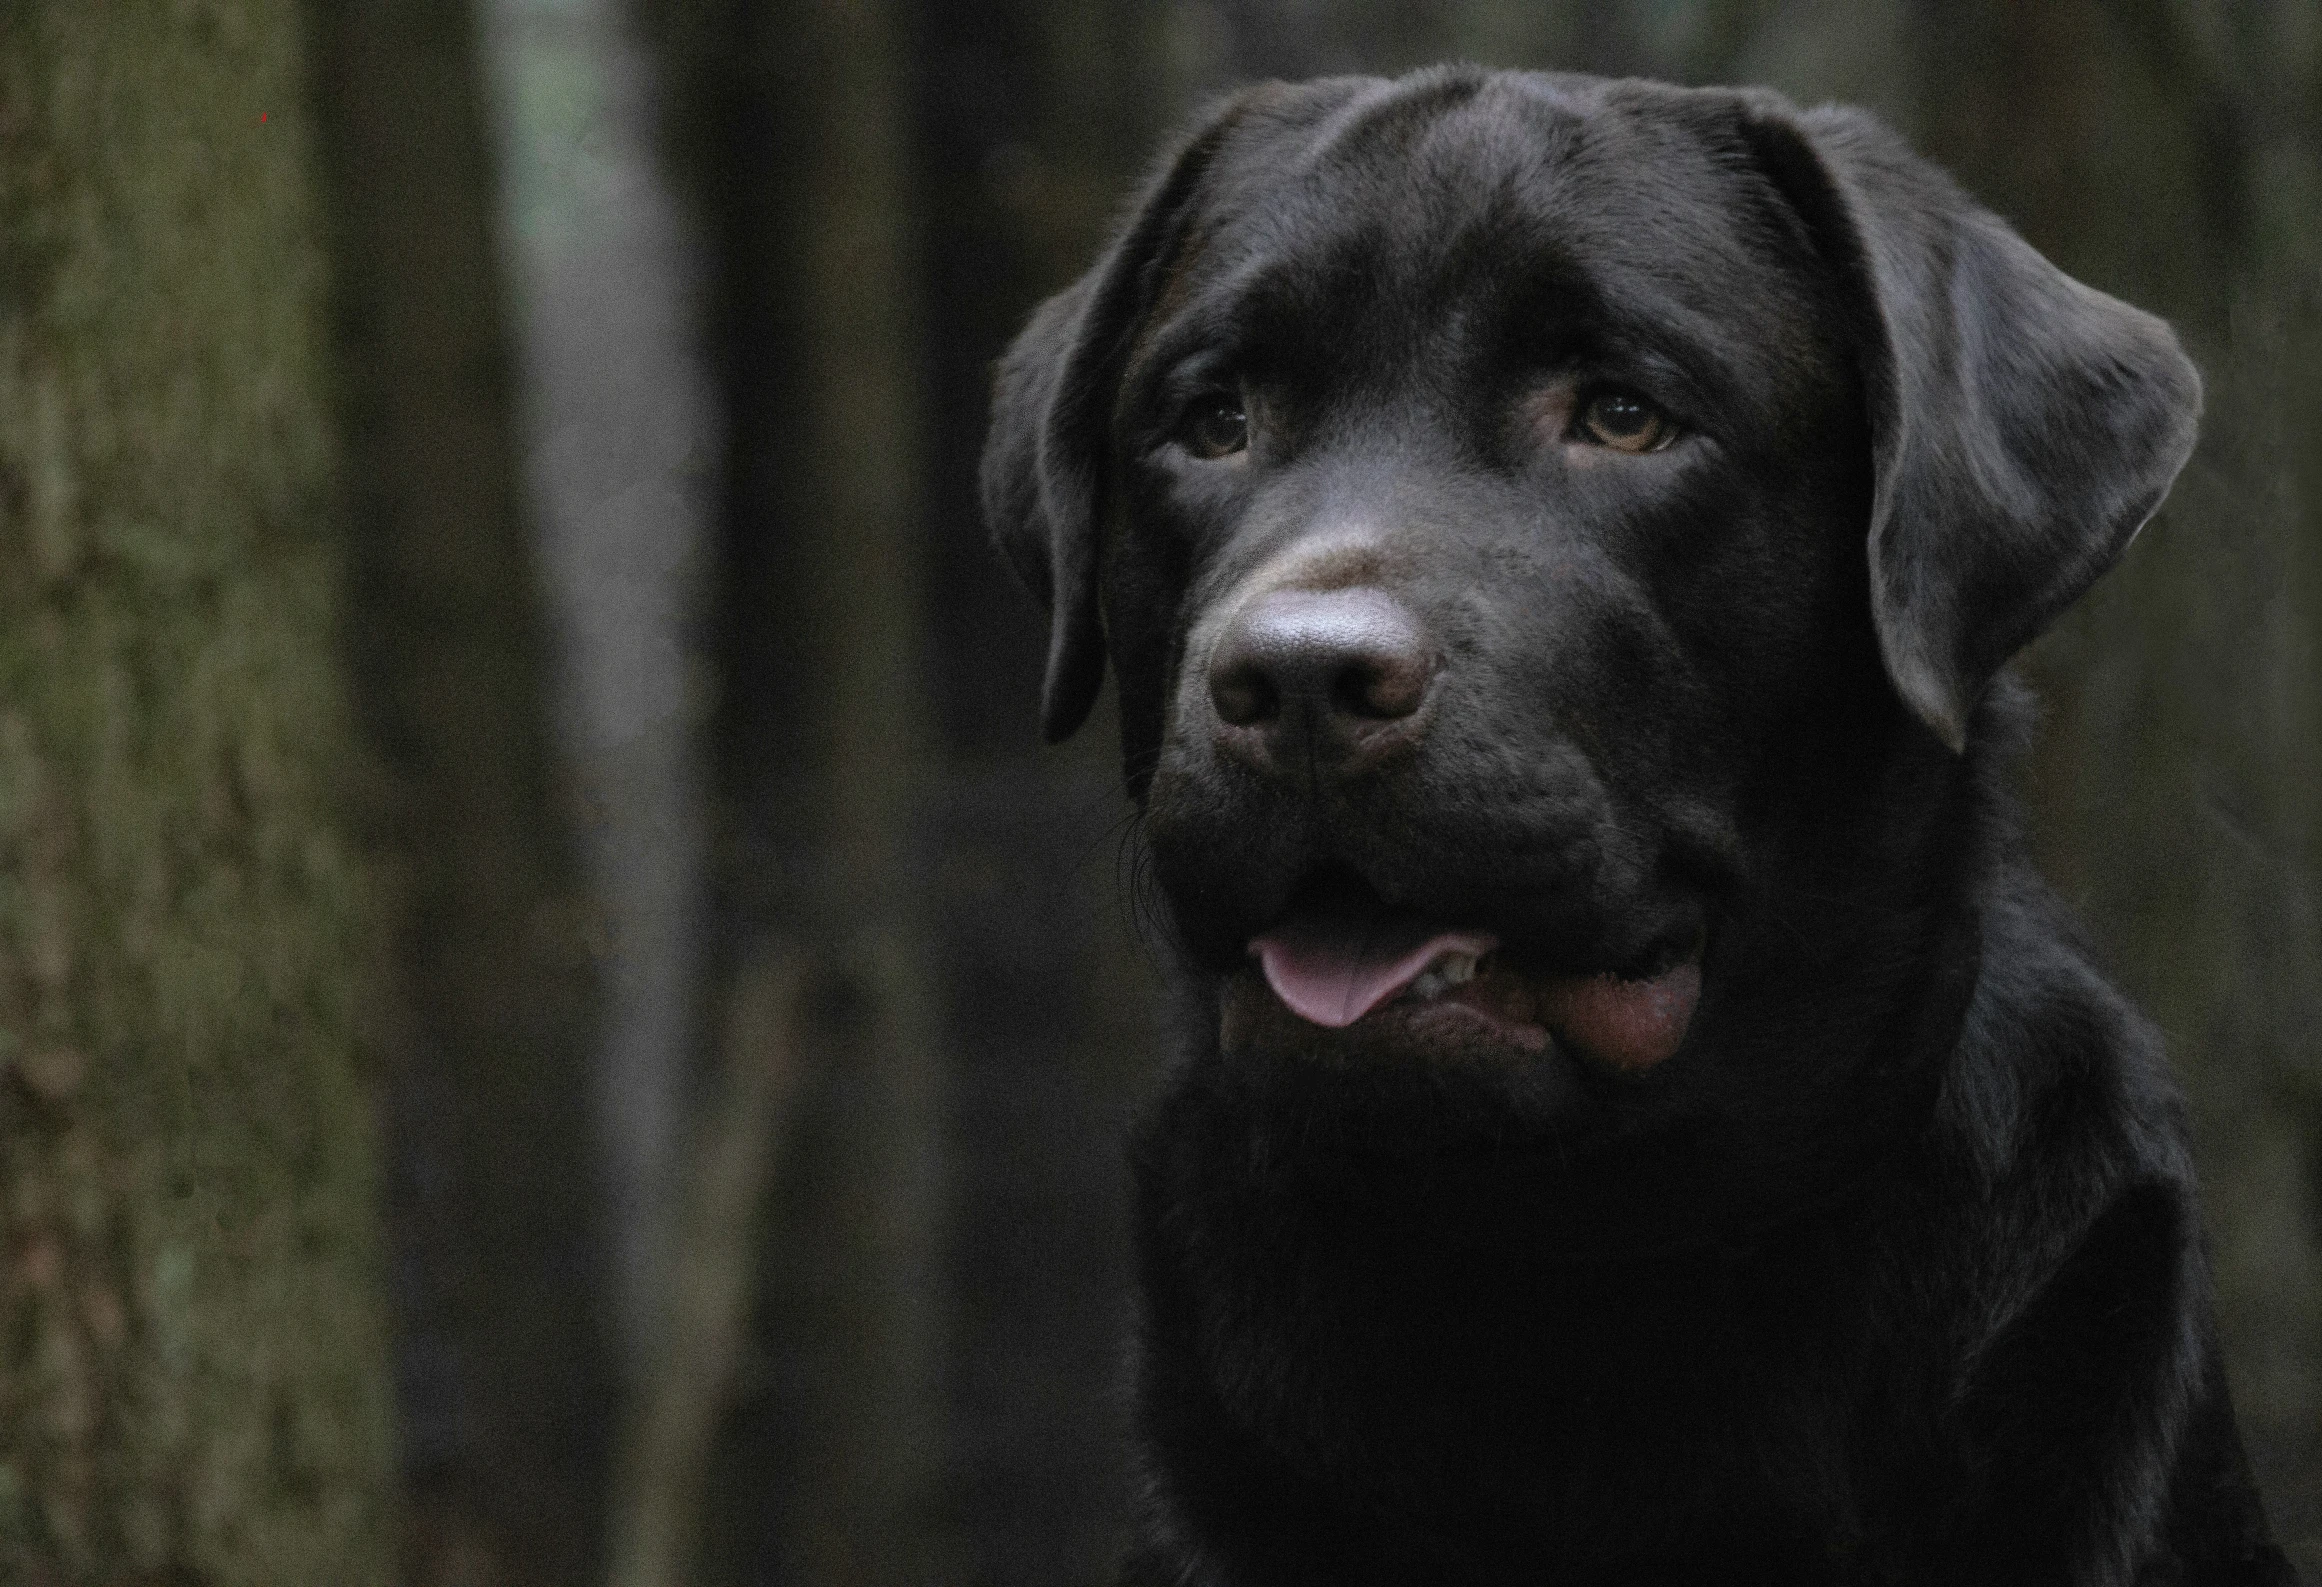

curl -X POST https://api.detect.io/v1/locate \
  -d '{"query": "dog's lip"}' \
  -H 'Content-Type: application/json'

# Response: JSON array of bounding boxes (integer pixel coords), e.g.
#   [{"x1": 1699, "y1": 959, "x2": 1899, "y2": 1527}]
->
[{"x1": 1243, "y1": 905, "x2": 1706, "y2": 1072}]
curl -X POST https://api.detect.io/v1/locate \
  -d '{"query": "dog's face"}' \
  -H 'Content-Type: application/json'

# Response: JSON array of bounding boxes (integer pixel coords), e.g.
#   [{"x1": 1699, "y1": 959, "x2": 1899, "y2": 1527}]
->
[
  {"x1": 1118, "y1": 79, "x2": 1865, "y2": 1077},
  {"x1": 987, "y1": 71, "x2": 2198, "y2": 1128}
]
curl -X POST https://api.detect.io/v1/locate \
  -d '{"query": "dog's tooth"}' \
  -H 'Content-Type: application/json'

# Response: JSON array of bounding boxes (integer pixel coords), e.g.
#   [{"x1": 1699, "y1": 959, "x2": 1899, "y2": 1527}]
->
[{"x1": 1400, "y1": 951, "x2": 1477, "y2": 1006}]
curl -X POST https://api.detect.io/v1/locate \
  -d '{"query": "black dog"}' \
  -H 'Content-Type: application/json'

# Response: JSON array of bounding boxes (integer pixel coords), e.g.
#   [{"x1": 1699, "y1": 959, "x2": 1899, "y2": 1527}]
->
[{"x1": 983, "y1": 68, "x2": 2298, "y2": 1586}]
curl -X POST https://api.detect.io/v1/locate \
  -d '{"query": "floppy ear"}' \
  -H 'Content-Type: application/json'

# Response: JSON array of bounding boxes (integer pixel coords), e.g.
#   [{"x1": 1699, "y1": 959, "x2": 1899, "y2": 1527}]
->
[
  {"x1": 1742, "y1": 102, "x2": 2202, "y2": 752},
  {"x1": 981, "y1": 95, "x2": 1255, "y2": 744}
]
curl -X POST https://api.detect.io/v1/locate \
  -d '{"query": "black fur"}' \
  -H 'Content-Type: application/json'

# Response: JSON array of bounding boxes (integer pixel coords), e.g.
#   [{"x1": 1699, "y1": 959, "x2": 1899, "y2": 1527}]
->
[{"x1": 983, "y1": 69, "x2": 2297, "y2": 1586}]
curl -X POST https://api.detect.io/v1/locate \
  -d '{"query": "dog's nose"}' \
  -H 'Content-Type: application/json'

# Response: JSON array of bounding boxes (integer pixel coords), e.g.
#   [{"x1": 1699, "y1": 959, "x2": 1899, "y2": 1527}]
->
[{"x1": 1207, "y1": 588, "x2": 1435, "y2": 770}]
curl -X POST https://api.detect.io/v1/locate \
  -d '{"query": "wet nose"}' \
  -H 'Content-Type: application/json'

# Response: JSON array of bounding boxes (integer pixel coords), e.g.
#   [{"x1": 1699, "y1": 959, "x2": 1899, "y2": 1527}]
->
[{"x1": 1207, "y1": 588, "x2": 1435, "y2": 769}]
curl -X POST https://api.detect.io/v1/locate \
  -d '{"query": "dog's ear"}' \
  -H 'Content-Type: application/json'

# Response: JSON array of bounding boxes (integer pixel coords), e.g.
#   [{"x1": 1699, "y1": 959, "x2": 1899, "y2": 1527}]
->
[
  {"x1": 1740, "y1": 101, "x2": 2202, "y2": 752},
  {"x1": 981, "y1": 95, "x2": 1257, "y2": 744}
]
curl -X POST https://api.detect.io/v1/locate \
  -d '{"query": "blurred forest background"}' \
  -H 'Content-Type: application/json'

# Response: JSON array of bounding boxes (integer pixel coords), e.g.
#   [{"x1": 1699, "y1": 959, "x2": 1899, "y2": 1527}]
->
[{"x1": 0, "y1": 0, "x2": 2314, "y2": 1584}]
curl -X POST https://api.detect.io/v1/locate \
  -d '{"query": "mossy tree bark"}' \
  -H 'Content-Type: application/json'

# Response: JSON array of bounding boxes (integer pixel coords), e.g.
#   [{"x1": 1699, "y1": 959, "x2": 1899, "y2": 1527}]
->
[{"x1": 0, "y1": 5, "x2": 396, "y2": 1583}]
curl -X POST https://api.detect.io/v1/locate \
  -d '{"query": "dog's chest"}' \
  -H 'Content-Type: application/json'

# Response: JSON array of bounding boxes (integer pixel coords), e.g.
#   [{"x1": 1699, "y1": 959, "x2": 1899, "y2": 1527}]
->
[{"x1": 1150, "y1": 1169, "x2": 1914, "y2": 1583}]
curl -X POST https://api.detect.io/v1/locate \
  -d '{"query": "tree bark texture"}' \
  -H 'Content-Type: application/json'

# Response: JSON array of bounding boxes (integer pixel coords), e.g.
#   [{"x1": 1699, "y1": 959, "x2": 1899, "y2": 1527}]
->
[
  {"x1": 305, "y1": 1, "x2": 616, "y2": 1583},
  {"x1": 0, "y1": 5, "x2": 397, "y2": 1583}
]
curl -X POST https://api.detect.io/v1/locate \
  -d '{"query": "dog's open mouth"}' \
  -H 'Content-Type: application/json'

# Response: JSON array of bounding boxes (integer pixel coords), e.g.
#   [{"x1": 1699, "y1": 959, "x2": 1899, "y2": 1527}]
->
[{"x1": 1242, "y1": 884, "x2": 1703, "y2": 1072}]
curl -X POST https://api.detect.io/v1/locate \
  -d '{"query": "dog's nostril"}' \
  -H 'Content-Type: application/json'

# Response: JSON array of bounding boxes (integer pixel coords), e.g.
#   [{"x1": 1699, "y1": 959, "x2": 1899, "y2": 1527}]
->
[
  {"x1": 1211, "y1": 665, "x2": 1279, "y2": 726},
  {"x1": 1333, "y1": 652, "x2": 1428, "y2": 719},
  {"x1": 1207, "y1": 588, "x2": 1434, "y2": 737}
]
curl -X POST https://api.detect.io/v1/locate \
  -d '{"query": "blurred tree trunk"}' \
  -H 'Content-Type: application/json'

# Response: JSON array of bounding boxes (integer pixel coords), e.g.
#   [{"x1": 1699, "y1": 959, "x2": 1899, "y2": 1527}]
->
[
  {"x1": 647, "y1": 0, "x2": 947, "y2": 1581},
  {"x1": 918, "y1": 2, "x2": 1171, "y2": 1580},
  {"x1": 706, "y1": 0, "x2": 948, "y2": 1575},
  {"x1": 306, "y1": 1, "x2": 615, "y2": 1584},
  {"x1": 1908, "y1": 1, "x2": 2322, "y2": 1568},
  {"x1": 0, "y1": 6, "x2": 397, "y2": 1584}
]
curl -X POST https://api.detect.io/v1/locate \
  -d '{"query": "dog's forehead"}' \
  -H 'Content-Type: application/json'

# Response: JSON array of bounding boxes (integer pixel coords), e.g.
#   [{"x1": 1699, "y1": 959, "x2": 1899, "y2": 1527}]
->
[
  {"x1": 1164, "y1": 72, "x2": 1824, "y2": 388},
  {"x1": 1226, "y1": 74, "x2": 1761, "y2": 256}
]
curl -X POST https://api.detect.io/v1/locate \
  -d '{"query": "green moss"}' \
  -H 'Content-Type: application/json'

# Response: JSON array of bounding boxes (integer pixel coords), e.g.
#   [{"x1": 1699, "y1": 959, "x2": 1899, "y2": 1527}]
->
[{"x1": 0, "y1": 5, "x2": 395, "y2": 1583}]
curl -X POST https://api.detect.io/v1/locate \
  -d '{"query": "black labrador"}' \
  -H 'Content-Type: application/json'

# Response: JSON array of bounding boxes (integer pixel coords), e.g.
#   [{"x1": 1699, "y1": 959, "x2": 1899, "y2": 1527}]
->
[{"x1": 982, "y1": 68, "x2": 2299, "y2": 1586}]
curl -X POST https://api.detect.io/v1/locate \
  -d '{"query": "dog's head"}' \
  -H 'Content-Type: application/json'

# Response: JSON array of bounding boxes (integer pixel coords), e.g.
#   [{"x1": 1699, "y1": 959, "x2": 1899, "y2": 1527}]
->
[{"x1": 985, "y1": 70, "x2": 2196, "y2": 1120}]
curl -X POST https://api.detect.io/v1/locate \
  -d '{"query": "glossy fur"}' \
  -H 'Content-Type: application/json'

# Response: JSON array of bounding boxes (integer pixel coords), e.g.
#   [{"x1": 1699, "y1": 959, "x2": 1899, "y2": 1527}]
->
[{"x1": 982, "y1": 68, "x2": 2298, "y2": 1586}]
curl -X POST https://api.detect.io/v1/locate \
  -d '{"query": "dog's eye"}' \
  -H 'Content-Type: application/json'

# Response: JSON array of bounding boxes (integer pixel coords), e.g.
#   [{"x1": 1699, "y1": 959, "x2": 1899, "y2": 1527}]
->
[
  {"x1": 1578, "y1": 391, "x2": 1676, "y2": 454},
  {"x1": 1178, "y1": 392, "x2": 1249, "y2": 459}
]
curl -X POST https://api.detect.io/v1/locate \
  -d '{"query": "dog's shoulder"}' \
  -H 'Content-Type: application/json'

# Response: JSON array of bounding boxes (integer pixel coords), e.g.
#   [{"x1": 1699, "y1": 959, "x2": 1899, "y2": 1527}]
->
[{"x1": 1940, "y1": 854, "x2": 2193, "y2": 1208}]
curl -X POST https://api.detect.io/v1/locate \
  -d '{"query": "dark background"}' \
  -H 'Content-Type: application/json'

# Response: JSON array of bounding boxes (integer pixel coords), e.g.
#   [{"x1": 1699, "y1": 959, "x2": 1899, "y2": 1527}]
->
[
  {"x1": 0, "y1": 2, "x2": 2310, "y2": 1584},
  {"x1": 511, "y1": 1, "x2": 2321, "y2": 1582}
]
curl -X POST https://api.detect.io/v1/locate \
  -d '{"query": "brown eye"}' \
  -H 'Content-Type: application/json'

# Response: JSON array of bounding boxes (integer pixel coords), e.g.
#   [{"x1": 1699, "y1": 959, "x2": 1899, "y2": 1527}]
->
[
  {"x1": 1179, "y1": 391, "x2": 1249, "y2": 459},
  {"x1": 1579, "y1": 390, "x2": 1675, "y2": 453}
]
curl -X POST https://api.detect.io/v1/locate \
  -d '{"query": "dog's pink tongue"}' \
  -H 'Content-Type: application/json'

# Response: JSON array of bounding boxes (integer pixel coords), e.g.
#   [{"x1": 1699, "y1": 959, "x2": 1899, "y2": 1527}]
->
[{"x1": 1252, "y1": 915, "x2": 1498, "y2": 1029}]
